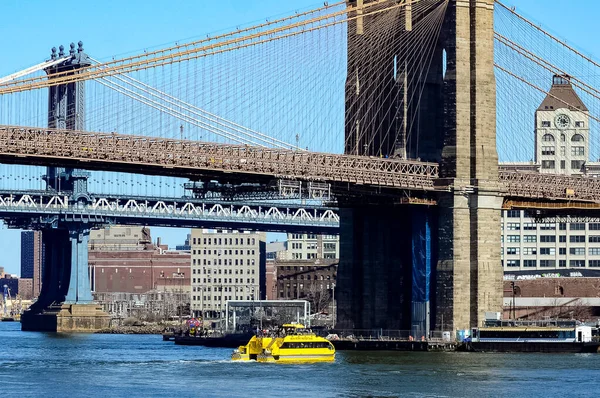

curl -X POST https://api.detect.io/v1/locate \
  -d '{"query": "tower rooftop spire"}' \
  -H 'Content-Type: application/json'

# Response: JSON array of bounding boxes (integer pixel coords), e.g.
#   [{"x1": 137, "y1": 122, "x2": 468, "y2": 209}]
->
[{"x1": 538, "y1": 74, "x2": 588, "y2": 112}]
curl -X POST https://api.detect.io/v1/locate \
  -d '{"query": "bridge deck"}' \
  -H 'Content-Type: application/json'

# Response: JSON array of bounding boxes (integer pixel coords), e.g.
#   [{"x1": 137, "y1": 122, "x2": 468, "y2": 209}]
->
[{"x1": 1, "y1": 125, "x2": 600, "y2": 204}]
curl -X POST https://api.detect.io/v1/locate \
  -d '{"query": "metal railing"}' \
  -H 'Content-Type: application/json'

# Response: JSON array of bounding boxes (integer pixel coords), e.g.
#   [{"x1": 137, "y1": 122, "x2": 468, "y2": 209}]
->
[
  {"x1": 6, "y1": 125, "x2": 600, "y2": 204},
  {"x1": 331, "y1": 329, "x2": 451, "y2": 342},
  {"x1": 0, "y1": 125, "x2": 439, "y2": 191}
]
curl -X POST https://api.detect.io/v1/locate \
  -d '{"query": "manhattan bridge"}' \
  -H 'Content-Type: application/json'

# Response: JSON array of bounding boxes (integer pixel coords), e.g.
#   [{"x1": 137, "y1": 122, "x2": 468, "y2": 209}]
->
[{"x1": 1, "y1": 0, "x2": 599, "y2": 332}]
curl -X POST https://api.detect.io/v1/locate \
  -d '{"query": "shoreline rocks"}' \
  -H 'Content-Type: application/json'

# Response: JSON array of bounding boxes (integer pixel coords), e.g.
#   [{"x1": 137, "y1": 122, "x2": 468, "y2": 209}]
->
[{"x1": 96, "y1": 324, "x2": 173, "y2": 334}]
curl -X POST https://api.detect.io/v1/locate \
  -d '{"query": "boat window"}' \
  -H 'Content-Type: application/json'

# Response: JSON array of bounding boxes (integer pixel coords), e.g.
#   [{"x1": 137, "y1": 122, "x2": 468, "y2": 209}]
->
[{"x1": 280, "y1": 342, "x2": 332, "y2": 349}]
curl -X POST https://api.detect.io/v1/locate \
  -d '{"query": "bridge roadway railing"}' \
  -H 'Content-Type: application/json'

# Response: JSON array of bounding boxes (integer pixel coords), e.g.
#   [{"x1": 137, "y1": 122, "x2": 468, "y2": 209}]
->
[
  {"x1": 4, "y1": 126, "x2": 600, "y2": 203},
  {"x1": 0, "y1": 126, "x2": 439, "y2": 191},
  {"x1": 0, "y1": 191, "x2": 340, "y2": 232},
  {"x1": 499, "y1": 170, "x2": 600, "y2": 203}
]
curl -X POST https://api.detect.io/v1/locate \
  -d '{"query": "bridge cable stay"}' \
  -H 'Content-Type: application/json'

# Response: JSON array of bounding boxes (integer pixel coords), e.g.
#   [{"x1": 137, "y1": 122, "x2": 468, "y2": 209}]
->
[
  {"x1": 342, "y1": 0, "x2": 448, "y2": 158},
  {"x1": 493, "y1": 2, "x2": 600, "y2": 203},
  {"x1": 494, "y1": 2, "x2": 600, "y2": 167},
  {"x1": 79, "y1": 0, "x2": 441, "y2": 155},
  {"x1": 0, "y1": 57, "x2": 69, "y2": 84},
  {"x1": 0, "y1": 1, "x2": 345, "y2": 93},
  {"x1": 363, "y1": 0, "x2": 448, "y2": 158},
  {"x1": 0, "y1": 0, "x2": 445, "y2": 199},
  {"x1": 89, "y1": 59, "x2": 303, "y2": 150},
  {"x1": 0, "y1": 0, "x2": 417, "y2": 94},
  {"x1": 0, "y1": 3, "x2": 353, "y2": 196}
]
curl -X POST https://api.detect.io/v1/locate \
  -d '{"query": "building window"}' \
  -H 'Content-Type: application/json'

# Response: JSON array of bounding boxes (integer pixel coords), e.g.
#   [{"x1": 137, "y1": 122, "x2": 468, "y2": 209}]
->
[
  {"x1": 572, "y1": 134, "x2": 585, "y2": 142},
  {"x1": 590, "y1": 260, "x2": 600, "y2": 267},
  {"x1": 575, "y1": 121, "x2": 584, "y2": 128},
  {"x1": 540, "y1": 235, "x2": 556, "y2": 243},
  {"x1": 569, "y1": 247, "x2": 585, "y2": 255},
  {"x1": 539, "y1": 260, "x2": 556, "y2": 268},
  {"x1": 523, "y1": 235, "x2": 537, "y2": 243},
  {"x1": 570, "y1": 223, "x2": 585, "y2": 231},
  {"x1": 506, "y1": 223, "x2": 520, "y2": 231},
  {"x1": 571, "y1": 146, "x2": 585, "y2": 156},
  {"x1": 570, "y1": 260, "x2": 585, "y2": 268},
  {"x1": 505, "y1": 260, "x2": 520, "y2": 268},
  {"x1": 506, "y1": 210, "x2": 521, "y2": 218},
  {"x1": 541, "y1": 160, "x2": 555, "y2": 169},
  {"x1": 523, "y1": 260, "x2": 536, "y2": 268},
  {"x1": 523, "y1": 247, "x2": 537, "y2": 255},
  {"x1": 559, "y1": 248, "x2": 566, "y2": 255},
  {"x1": 523, "y1": 223, "x2": 536, "y2": 230},
  {"x1": 559, "y1": 260, "x2": 567, "y2": 268},
  {"x1": 590, "y1": 248, "x2": 600, "y2": 256},
  {"x1": 559, "y1": 235, "x2": 567, "y2": 243},
  {"x1": 570, "y1": 235, "x2": 586, "y2": 243},
  {"x1": 506, "y1": 247, "x2": 520, "y2": 255},
  {"x1": 561, "y1": 133, "x2": 566, "y2": 142},
  {"x1": 572, "y1": 160, "x2": 585, "y2": 170},
  {"x1": 539, "y1": 223, "x2": 555, "y2": 231},
  {"x1": 507, "y1": 235, "x2": 520, "y2": 243},
  {"x1": 540, "y1": 248, "x2": 555, "y2": 255},
  {"x1": 541, "y1": 121, "x2": 551, "y2": 128},
  {"x1": 559, "y1": 223, "x2": 567, "y2": 231},
  {"x1": 589, "y1": 236, "x2": 600, "y2": 243},
  {"x1": 541, "y1": 146, "x2": 555, "y2": 155},
  {"x1": 589, "y1": 224, "x2": 600, "y2": 231}
]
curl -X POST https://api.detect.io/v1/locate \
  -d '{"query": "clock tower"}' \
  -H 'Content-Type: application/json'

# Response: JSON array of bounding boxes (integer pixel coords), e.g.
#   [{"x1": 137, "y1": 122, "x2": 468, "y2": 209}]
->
[{"x1": 535, "y1": 75, "x2": 589, "y2": 175}]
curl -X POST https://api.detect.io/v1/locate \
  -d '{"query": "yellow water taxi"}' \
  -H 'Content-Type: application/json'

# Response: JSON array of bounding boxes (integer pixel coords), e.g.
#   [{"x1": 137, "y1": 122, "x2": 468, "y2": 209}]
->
[{"x1": 231, "y1": 323, "x2": 335, "y2": 363}]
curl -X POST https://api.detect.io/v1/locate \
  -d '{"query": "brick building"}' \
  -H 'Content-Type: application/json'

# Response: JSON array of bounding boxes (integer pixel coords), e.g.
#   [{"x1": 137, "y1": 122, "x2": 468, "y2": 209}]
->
[
  {"x1": 18, "y1": 278, "x2": 33, "y2": 300},
  {"x1": 275, "y1": 260, "x2": 337, "y2": 312},
  {"x1": 88, "y1": 226, "x2": 190, "y2": 294},
  {"x1": 503, "y1": 270, "x2": 600, "y2": 320}
]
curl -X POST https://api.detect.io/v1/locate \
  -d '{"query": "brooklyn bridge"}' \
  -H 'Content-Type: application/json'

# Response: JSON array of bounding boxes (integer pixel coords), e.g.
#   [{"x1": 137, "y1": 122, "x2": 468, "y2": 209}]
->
[{"x1": 1, "y1": 0, "x2": 599, "y2": 332}]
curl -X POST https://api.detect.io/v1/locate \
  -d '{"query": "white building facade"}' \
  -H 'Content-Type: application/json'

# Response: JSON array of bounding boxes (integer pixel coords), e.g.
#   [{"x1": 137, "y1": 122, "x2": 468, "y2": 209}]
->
[
  {"x1": 502, "y1": 75, "x2": 600, "y2": 271},
  {"x1": 190, "y1": 229, "x2": 265, "y2": 319},
  {"x1": 285, "y1": 233, "x2": 339, "y2": 260}
]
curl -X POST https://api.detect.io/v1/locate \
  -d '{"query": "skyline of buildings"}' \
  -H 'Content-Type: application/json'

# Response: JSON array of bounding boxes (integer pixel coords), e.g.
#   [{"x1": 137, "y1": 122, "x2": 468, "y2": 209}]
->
[{"x1": 502, "y1": 75, "x2": 600, "y2": 272}]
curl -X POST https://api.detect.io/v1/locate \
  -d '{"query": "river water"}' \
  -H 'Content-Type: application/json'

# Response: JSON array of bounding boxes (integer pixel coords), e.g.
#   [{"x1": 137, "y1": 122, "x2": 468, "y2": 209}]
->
[{"x1": 0, "y1": 322, "x2": 598, "y2": 397}]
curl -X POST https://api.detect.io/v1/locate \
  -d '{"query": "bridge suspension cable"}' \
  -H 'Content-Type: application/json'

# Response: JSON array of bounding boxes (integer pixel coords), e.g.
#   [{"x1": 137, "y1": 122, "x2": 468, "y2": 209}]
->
[
  {"x1": 494, "y1": 1, "x2": 600, "y2": 163},
  {"x1": 0, "y1": 0, "x2": 421, "y2": 95},
  {"x1": 343, "y1": 0, "x2": 449, "y2": 158},
  {"x1": 91, "y1": 59, "x2": 302, "y2": 150}
]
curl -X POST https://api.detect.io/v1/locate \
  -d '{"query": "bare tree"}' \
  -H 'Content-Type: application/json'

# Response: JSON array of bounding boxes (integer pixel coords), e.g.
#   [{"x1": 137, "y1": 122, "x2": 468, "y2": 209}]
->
[{"x1": 306, "y1": 282, "x2": 330, "y2": 313}]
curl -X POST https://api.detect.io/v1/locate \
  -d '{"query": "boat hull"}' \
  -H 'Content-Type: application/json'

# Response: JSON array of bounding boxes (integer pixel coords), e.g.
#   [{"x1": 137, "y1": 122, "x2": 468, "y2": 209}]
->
[{"x1": 464, "y1": 341, "x2": 600, "y2": 353}]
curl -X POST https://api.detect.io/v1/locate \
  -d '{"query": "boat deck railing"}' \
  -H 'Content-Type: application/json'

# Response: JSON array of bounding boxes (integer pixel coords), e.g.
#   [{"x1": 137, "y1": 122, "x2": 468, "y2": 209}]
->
[
  {"x1": 331, "y1": 329, "x2": 450, "y2": 342},
  {"x1": 484, "y1": 319, "x2": 578, "y2": 328}
]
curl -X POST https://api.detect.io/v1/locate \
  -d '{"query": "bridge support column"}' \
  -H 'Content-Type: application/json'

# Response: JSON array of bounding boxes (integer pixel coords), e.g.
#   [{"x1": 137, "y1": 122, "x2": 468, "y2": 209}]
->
[
  {"x1": 337, "y1": 205, "x2": 436, "y2": 330},
  {"x1": 21, "y1": 226, "x2": 109, "y2": 332},
  {"x1": 435, "y1": 0, "x2": 503, "y2": 332}
]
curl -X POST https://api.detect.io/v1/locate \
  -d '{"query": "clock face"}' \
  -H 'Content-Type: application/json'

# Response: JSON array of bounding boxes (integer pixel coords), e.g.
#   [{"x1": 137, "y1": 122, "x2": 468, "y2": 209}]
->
[{"x1": 555, "y1": 114, "x2": 571, "y2": 129}]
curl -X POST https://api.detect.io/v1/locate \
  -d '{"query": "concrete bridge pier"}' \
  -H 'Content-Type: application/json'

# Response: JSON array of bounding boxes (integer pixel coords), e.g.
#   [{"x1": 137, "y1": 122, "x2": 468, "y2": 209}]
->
[
  {"x1": 336, "y1": 205, "x2": 436, "y2": 332},
  {"x1": 21, "y1": 226, "x2": 109, "y2": 332}
]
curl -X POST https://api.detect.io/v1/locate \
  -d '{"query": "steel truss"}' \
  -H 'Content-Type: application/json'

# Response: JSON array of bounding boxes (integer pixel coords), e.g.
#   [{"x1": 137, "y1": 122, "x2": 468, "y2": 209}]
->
[
  {"x1": 500, "y1": 171, "x2": 600, "y2": 203},
  {"x1": 5, "y1": 126, "x2": 600, "y2": 204},
  {"x1": 0, "y1": 191, "x2": 340, "y2": 233},
  {"x1": 0, "y1": 126, "x2": 439, "y2": 191}
]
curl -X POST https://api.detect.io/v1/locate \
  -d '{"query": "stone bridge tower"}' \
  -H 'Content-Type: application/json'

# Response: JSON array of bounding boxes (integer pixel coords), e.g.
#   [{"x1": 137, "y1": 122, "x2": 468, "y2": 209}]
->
[
  {"x1": 337, "y1": 0, "x2": 503, "y2": 333},
  {"x1": 436, "y1": 0, "x2": 503, "y2": 331}
]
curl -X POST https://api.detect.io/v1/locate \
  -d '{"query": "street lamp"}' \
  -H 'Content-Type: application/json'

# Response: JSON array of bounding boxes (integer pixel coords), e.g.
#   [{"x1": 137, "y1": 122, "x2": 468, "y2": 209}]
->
[{"x1": 331, "y1": 282, "x2": 336, "y2": 328}]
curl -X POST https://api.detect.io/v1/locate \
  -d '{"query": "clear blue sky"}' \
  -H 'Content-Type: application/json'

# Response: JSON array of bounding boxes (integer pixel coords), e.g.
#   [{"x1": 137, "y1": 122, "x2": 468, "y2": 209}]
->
[{"x1": 0, "y1": 0, "x2": 598, "y2": 275}]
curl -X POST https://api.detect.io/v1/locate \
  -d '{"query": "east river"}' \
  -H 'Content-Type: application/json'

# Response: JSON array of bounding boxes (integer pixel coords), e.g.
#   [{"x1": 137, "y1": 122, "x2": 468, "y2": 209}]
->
[{"x1": 1, "y1": 322, "x2": 599, "y2": 397}]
